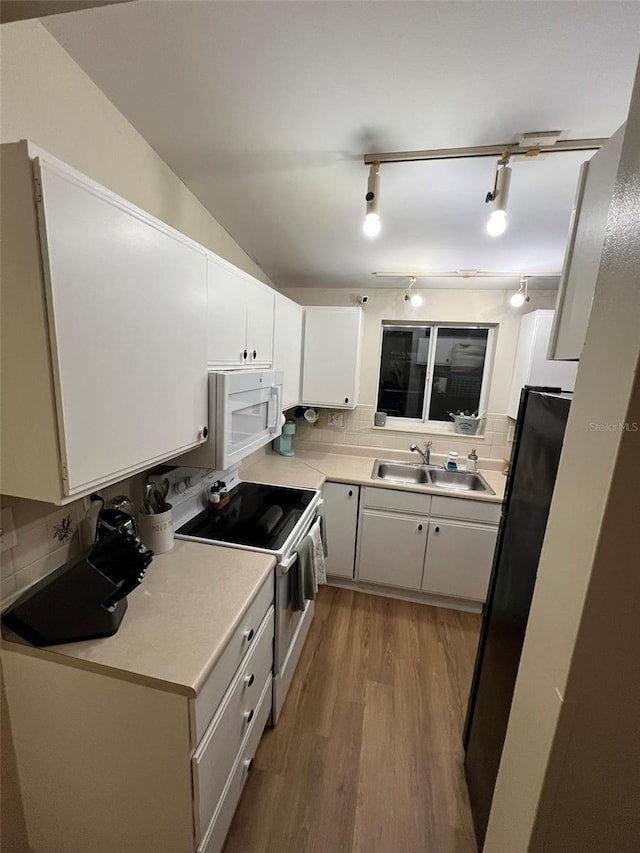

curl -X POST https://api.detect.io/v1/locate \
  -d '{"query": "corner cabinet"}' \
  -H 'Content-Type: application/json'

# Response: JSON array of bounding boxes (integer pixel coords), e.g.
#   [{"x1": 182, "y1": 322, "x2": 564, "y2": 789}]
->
[
  {"x1": 321, "y1": 482, "x2": 359, "y2": 579},
  {"x1": 206, "y1": 254, "x2": 274, "y2": 369},
  {"x1": 507, "y1": 310, "x2": 578, "y2": 419},
  {"x1": 273, "y1": 293, "x2": 303, "y2": 410},
  {"x1": 301, "y1": 307, "x2": 362, "y2": 409},
  {"x1": 0, "y1": 141, "x2": 208, "y2": 505},
  {"x1": 548, "y1": 124, "x2": 625, "y2": 360}
]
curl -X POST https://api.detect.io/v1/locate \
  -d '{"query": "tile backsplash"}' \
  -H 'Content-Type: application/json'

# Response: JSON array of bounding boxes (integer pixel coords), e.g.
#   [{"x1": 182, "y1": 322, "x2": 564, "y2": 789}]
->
[
  {"x1": 288, "y1": 404, "x2": 513, "y2": 465},
  {"x1": 0, "y1": 472, "x2": 147, "y2": 610}
]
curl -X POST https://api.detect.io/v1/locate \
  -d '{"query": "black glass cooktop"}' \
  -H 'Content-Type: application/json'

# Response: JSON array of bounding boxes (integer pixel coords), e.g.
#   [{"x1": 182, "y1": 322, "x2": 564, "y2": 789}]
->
[{"x1": 175, "y1": 482, "x2": 315, "y2": 552}]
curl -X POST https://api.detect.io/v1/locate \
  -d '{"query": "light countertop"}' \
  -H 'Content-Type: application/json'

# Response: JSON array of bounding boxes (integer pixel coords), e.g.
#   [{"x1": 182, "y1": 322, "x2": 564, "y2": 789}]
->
[
  {"x1": 244, "y1": 450, "x2": 506, "y2": 504},
  {"x1": 2, "y1": 540, "x2": 275, "y2": 698}
]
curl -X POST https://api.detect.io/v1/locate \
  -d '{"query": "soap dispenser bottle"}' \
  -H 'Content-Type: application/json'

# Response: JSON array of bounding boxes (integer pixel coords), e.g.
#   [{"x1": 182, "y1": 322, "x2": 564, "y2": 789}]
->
[{"x1": 466, "y1": 448, "x2": 478, "y2": 472}]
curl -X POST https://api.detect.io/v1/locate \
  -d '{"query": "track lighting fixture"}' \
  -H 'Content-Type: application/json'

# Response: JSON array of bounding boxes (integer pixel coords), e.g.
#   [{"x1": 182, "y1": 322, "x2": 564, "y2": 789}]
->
[
  {"x1": 485, "y1": 158, "x2": 511, "y2": 236},
  {"x1": 510, "y1": 276, "x2": 529, "y2": 307},
  {"x1": 404, "y1": 276, "x2": 423, "y2": 307},
  {"x1": 363, "y1": 162, "x2": 381, "y2": 238},
  {"x1": 360, "y1": 134, "x2": 603, "y2": 238}
]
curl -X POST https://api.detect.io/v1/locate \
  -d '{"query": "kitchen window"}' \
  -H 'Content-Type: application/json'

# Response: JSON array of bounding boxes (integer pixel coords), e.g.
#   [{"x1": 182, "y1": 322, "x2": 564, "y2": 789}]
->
[{"x1": 376, "y1": 323, "x2": 494, "y2": 427}]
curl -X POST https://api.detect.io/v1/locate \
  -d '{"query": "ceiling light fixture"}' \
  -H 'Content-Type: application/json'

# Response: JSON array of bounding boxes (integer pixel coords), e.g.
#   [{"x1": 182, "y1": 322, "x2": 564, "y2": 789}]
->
[
  {"x1": 510, "y1": 276, "x2": 529, "y2": 307},
  {"x1": 404, "y1": 276, "x2": 423, "y2": 307},
  {"x1": 363, "y1": 162, "x2": 381, "y2": 238},
  {"x1": 485, "y1": 157, "x2": 511, "y2": 236}
]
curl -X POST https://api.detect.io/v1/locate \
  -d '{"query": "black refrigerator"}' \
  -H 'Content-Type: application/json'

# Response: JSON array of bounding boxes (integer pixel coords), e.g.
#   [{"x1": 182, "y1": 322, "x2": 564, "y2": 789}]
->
[{"x1": 463, "y1": 388, "x2": 571, "y2": 849}]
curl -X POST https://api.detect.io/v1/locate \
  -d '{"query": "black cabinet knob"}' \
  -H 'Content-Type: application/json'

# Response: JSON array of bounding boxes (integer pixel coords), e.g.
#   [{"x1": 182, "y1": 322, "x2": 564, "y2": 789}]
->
[
  {"x1": 246, "y1": 708, "x2": 254, "y2": 724},
  {"x1": 418, "y1": 524, "x2": 423, "y2": 531},
  {"x1": 202, "y1": 426, "x2": 208, "y2": 439},
  {"x1": 253, "y1": 350, "x2": 257, "y2": 359},
  {"x1": 348, "y1": 490, "x2": 353, "y2": 497},
  {"x1": 344, "y1": 397, "x2": 349, "y2": 404},
  {"x1": 244, "y1": 628, "x2": 254, "y2": 643},
  {"x1": 243, "y1": 349, "x2": 248, "y2": 360},
  {"x1": 245, "y1": 758, "x2": 254, "y2": 773},
  {"x1": 435, "y1": 526, "x2": 440, "y2": 533},
  {"x1": 245, "y1": 673, "x2": 255, "y2": 687}
]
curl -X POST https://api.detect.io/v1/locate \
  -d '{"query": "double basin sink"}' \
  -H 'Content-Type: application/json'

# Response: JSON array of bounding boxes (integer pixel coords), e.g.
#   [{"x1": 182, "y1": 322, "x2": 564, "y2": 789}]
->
[{"x1": 371, "y1": 460, "x2": 495, "y2": 495}]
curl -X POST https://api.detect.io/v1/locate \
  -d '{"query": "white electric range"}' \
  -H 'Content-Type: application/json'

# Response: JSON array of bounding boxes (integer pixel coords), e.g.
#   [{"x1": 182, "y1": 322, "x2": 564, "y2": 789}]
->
[{"x1": 151, "y1": 465, "x2": 322, "y2": 723}]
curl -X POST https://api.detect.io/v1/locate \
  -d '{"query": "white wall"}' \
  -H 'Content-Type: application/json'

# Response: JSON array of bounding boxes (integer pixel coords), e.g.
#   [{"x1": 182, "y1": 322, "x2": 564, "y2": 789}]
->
[
  {"x1": 0, "y1": 19, "x2": 272, "y2": 285},
  {"x1": 485, "y1": 57, "x2": 640, "y2": 853},
  {"x1": 282, "y1": 286, "x2": 556, "y2": 463}
]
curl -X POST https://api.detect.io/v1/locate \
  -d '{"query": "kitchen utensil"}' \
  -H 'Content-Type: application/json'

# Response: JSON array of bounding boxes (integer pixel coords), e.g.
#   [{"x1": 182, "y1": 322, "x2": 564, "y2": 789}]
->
[{"x1": 137, "y1": 504, "x2": 173, "y2": 553}]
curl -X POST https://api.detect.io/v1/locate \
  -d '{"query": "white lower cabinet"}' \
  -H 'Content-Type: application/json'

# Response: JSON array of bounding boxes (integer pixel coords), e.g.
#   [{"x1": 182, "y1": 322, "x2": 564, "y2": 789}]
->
[
  {"x1": 357, "y1": 509, "x2": 428, "y2": 590},
  {"x1": 322, "y1": 482, "x2": 359, "y2": 578},
  {"x1": 352, "y1": 486, "x2": 500, "y2": 605},
  {"x1": 422, "y1": 520, "x2": 498, "y2": 601},
  {"x1": 2, "y1": 574, "x2": 275, "y2": 853}
]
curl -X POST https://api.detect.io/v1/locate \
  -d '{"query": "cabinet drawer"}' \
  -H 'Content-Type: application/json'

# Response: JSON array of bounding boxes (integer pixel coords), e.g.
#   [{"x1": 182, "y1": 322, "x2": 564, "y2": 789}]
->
[
  {"x1": 194, "y1": 572, "x2": 273, "y2": 744},
  {"x1": 193, "y1": 607, "x2": 274, "y2": 841},
  {"x1": 363, "y1": 486, "x2": 431, "y2": 515},
  {"x1": 430, "y1": 495, "x2": 501, "y2": 524},
  {"x1": 198, "y1": 674, "x2": 273, "y2": 853}
]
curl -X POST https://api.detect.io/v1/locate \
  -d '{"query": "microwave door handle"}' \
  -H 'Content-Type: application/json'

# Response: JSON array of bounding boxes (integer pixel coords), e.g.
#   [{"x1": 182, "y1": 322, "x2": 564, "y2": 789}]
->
[{"x1": 268, "y1": 389, "x2": 280, "y2": 433}]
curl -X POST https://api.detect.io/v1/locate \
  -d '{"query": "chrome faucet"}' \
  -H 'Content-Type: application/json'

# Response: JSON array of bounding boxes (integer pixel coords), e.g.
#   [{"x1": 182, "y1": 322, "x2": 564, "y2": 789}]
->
[{"x1": 410, "y1": 441, "x2": 432, "y2": 465}]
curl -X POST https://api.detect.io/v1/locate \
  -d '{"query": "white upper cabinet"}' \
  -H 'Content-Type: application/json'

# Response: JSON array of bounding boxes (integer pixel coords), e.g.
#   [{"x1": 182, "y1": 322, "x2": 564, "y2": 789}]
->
[
  {"x1": 548, "y1": 125, "x2": 625, "y2": 361},
  {"x1": 1, "y1": 141, "x2": 208, "y2": 504},
  {"x1": 206, "y1": 254, "x2": 274, "y2": 369},
  {"x1": 301, "y1": 307, "x2": 362, "y2": 409},
  {"x1": 272, "y1": 293, "x2": 303, "y2": 410},
  {"x1": 507, "y1": 310, "x2": 578, "y2": 419}
]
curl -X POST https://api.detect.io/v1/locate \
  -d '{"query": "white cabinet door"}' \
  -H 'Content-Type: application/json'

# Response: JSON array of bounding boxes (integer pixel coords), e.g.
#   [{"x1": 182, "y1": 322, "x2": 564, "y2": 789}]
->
[
  {"x1": 207, "y1": 257, "x2": 274, "y2": 369},
  {"x1": 322, "y1": 482, "x2": 359, "y2": 578},
  {"x1": 245, "y1": 277, "x2": 274, "y2": 368},
  {"x1": 549, "y1": 125, "x2": 625, "y2": 360},
  {"x1": 206, "y1": 256, "x2": 250, "y2": 367},
  {"x1": 507, "y1": 311, "x2": 578, "y2": 419},
  {"x1": 273, "y1": 294, "x2": 303, "y2": 410},
  {"x1": 302, "y1": 307, "x2": 362, "y2": 408},
  {"x1": 422, "y1": 520, "x2": 497, "y2": 601},
  {"x1": 357, "y1": 509, "x2": 427, "y2": 590},
  {"x1": 36, "y1": 157, "x2": 208, "y2": 496}
]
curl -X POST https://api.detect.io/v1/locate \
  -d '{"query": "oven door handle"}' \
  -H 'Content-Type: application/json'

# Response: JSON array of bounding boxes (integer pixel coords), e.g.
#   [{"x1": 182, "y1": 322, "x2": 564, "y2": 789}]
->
[{"x1": 279, "y1": 501, "x2": 324, "y2": 573}]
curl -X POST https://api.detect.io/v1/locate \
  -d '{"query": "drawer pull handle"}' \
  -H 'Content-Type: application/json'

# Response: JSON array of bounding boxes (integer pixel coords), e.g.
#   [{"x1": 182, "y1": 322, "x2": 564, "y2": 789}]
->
[
  {"x1": 245, "y1": 757, "x2": 254, "y2": 774},
  {"x1": 245, "y1": 708, "x2": 254, "y2": 724},
  {"x1": 244, "y1": 673, "x2": 255, "y2": 687},
  {"x1": 244, "y1": 628, "x2": 255, "y2": 643}
]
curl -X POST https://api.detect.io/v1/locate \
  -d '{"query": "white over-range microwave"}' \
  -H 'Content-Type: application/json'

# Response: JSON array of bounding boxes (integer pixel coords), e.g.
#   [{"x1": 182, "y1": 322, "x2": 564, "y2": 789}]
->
[{"x1": 173, "y1": 370, "x2": 283, "y2": 470}]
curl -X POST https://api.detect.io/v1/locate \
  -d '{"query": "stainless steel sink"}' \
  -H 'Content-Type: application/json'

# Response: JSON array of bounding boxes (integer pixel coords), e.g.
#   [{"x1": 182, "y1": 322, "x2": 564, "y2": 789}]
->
[
  {"x1": 428, "y1": 469, "x2": 495, "y2": 494},
  {"x1": 371, "y1": 460, "x2": 430, "y2": 485}
]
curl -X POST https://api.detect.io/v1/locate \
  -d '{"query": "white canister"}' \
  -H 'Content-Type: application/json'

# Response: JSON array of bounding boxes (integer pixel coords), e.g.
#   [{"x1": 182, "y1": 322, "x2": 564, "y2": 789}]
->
[{"x1": 138, "y1": 505, "x2": 174, "y2": 554}]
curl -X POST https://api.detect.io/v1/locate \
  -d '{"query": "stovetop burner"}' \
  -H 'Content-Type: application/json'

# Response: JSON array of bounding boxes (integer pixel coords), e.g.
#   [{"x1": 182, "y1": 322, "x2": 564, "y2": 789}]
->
[{"x1": 175, "y1": 481, "x2": 315, "y2": 552}]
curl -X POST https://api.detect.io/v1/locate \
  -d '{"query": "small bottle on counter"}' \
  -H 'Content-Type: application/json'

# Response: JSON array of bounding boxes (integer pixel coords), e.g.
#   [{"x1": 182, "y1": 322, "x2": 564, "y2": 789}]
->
[
  {"x1": 446, "y1": 451, "x2": 459, "y2": 471},
  {"x1": 466, "y1": 448, "x2": 478, "y2": 472}
]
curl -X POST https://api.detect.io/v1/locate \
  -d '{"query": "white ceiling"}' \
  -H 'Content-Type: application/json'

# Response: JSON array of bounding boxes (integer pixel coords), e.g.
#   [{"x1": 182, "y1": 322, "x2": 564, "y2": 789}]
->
[{"x1": 44, "y1": 1, "x2": 640, "y2": 291}]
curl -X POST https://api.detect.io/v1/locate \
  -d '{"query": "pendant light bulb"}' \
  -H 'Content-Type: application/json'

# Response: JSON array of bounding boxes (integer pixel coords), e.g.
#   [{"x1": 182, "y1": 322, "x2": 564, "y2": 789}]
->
[
  {"x1": 410, "y1": 293, "x2": 423, "y2": 308},
  {"x1": 510, "y1": 276, "x2": 528, "y2": 307},
  {"x1": 485, "y1": 161, "x2": 511, "y2": 237},
  {"x1": 363, "y1": 212, "x2": 381, "y2": 237},
  {"x1": 487, "y1": 210, "x2": 507, "y2": 236},
  {"x1": 363, "y1": 163, "x2": 381, "y2": 239}
]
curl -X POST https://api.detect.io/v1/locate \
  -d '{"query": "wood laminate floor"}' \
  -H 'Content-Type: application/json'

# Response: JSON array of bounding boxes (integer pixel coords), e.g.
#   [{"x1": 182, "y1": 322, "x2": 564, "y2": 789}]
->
[{"x1": 224, "y1": 587, "x2": 481, "y2": 853}]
